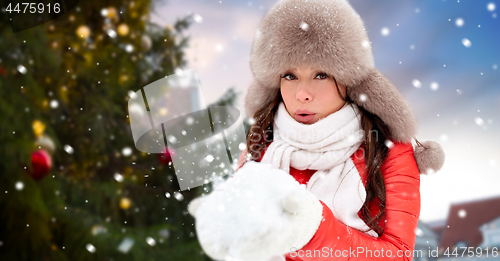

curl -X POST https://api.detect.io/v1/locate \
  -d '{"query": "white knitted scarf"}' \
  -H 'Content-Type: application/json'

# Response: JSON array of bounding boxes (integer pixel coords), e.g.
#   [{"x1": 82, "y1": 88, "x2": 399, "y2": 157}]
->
[{"x1": 261, "y1": 102, "x2": 378, "y2": 238}]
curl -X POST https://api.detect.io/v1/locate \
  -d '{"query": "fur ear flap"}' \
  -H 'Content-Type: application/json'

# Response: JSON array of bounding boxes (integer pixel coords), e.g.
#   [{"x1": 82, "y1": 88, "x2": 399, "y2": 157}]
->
[
  {"x1": 414, "y1": 140, "x2": 445, "y2": 175},
  {"x1": 347, "y1": 68, "x2": 418, "y2": 143}
]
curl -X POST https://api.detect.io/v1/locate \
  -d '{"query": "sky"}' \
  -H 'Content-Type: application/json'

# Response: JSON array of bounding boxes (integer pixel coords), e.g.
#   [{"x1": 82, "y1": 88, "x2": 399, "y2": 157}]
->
[{"x1": 150, "y1": 0, "x2": 500, "y2": 223}]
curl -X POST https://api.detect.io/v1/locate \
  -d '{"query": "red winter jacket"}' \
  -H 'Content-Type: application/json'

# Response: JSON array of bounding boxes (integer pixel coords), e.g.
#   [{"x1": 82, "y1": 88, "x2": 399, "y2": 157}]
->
[{"x1": 237, "y1": 141, "x2": 421, "y2": 261}]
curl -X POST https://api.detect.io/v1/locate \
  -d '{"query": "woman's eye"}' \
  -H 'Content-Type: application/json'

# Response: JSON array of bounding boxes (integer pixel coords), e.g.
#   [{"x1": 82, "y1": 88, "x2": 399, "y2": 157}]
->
[
  {"x1": 283, "y1": 74, "x2": 297, "y2": 80},
  {"x1": 315, "y1": 73, "x2": 328, "y2": 79}
]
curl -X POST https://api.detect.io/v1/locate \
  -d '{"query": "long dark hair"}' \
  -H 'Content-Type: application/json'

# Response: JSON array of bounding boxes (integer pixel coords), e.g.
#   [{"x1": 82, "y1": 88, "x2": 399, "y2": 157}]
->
[{"x1": 243, "y1": 77, "x2": 390, "y2": 236}]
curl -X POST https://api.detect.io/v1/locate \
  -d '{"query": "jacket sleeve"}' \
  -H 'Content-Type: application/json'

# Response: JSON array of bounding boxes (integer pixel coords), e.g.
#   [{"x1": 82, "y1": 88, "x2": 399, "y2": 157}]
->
[{"x1": 285, "y1": 142, "x2": 421, "y2": 261}]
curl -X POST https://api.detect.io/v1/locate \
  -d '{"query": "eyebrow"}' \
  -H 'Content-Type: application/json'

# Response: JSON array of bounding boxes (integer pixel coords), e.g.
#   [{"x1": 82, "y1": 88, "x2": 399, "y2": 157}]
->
[{"x1": 285, "y1": 68, "x2": 325, "y2": 73}]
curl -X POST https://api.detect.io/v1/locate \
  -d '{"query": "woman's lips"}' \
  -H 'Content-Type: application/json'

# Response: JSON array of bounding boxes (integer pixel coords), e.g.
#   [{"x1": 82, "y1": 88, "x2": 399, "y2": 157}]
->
[{"x1": 295, "y1": 110, "x2": 316, "y2": 123}]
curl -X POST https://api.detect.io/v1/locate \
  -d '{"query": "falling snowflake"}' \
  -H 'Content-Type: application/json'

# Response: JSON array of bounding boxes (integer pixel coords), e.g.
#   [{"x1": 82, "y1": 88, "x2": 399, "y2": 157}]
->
[
  {"x1": 205, "y1": 154, "x2": 215, "y2": 163},
  {"x1": 430, "y1": 82, "x2": 439, "y2": 91},
  {"x1": 458, "y1": 209, "x2": 467, "y2": 218},
  {"x1": 107, "y1": 29, "x2": 117, "y2": 38},
  {"x1": 193, "y1": 14, "x2": 203, "y2": 23},
  {"x1": 15, "y1": 181, "x2": 24, "y2": 191},
  {"x1": 381, "y1": 27, "x2": 390, "y2": 36},
  {"x1": 117, "y1": 237, "x2": 134, "y2": 253},
  {"x1": 415, "y1": 227, "x2": 424, "y2": 237},
  {"x1": 125, "y1": 44, "x2": 133, "y2": 53},
  {"x1": 361, "y1": 40, "x2": 370, "y2": 49},
  {"x1": 17, "y1": 65, "x2": 27, "y2": 74},
  {"x1": 300, "y1": 21, "x2": 309, "y2": 31},
  {"x1": 474, "y1": 117, "x2": 484, "y2": 126},
  {"x1": 114, "y1": 173, "x2": 124, "y2": 182},
  {"x1": 146, "y1": 237, "x2": 156, "y2": 246},
  {"x1": 86, "y1": 244, "x2": 96, "y2": 253},
  {"x1": 487, "y1": 3, "x2": 496, "y2": 11},
  {"x1": 462, "y1": 38, "x2": 472, "y2": 48},
  {"x1": 64, "y1": 144, "x2": 74, "y2": 154},
  {"x1": 122, "y1": 147, "x2": 132, "y2": 157},
  {"x1": 174, "y1": 192, "x2": 184, "y2": 201},
  {"x1": 50, "y1": 100, "x2": 59, "y2": 109},
  {"x1": 167, "y1": 135, "x2": 178, "y2": 144},
  {"x1": 359, "y1": 94, "x2": 367, "y2": 102},
  {"x1": 455, "y1": 18, "x2": 464, "y2": 27},
  {"x1": 412, "y1": 79, "x2": 422, "y2": 88}
]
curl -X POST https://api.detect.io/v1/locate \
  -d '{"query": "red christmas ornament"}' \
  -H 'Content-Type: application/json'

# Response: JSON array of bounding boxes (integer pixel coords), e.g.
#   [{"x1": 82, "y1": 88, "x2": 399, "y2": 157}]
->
[
  {"x1": 158, "y1": 148, "x2": 176, "y2": 165},
  {"x1": 30, "y1": 149, "x2": 52, "y2": 181}
]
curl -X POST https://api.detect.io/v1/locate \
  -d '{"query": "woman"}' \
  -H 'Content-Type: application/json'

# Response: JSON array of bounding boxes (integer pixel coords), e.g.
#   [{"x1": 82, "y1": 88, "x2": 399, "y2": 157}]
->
[{"x1": 189, "y1": 0, "x2": 445, "y2": 260}]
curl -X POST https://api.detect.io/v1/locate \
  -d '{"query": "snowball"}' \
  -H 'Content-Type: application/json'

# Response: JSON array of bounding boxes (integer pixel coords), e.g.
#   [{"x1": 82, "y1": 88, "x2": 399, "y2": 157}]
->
[{"x1": 195, "y1": 162, "x2": 305, "y2": 256}]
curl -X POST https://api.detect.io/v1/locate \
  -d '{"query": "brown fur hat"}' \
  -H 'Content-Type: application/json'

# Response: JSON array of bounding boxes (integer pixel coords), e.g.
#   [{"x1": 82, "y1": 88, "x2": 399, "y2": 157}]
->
[{"x1": 244, "y1": 0, "x2": 445, "y2": 173}]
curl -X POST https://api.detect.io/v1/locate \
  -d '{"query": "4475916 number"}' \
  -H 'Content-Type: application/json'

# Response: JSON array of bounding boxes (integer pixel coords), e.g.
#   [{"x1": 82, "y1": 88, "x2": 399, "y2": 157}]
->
[
  {"x1": 5, "y1": 2, "x2": 60, "y2": 14},
  {"x1": 443, "y1": 247, "x2": 498, "y2": 258}
]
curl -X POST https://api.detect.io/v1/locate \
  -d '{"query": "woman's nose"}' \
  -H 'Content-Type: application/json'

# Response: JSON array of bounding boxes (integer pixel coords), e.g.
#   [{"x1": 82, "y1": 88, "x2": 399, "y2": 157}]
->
[{"x1": 296, "y1": 81, "x2": 313, "y2": 102}]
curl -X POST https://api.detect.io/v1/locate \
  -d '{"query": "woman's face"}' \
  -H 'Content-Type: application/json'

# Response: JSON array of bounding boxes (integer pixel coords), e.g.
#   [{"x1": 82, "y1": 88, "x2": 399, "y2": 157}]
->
[{"x1": 280, "y1": 66, "x2": 346, "y2": 124}]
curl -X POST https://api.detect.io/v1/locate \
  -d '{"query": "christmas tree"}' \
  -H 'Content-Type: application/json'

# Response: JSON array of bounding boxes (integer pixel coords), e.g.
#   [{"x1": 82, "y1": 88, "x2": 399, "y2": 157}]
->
[{"x1": 0, "y1": 1, "x2": 239, "y2": 260}]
